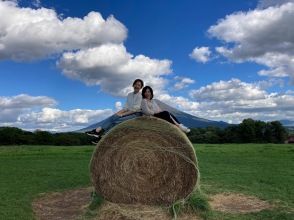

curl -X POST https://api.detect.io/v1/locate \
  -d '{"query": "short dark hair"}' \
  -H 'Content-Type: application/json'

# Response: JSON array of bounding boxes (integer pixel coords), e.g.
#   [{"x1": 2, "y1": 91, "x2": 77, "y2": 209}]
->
[
  {"x1": 133, "y1": 79, "x2": 144, "y2": 88},
  {"x1": 142, "y1": 86, "x2": 154, "y2": 99}
]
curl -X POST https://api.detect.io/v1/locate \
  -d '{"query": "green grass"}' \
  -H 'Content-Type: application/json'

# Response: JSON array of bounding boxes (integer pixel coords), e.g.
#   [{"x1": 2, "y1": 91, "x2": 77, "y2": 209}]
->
[
  {"x1": 0, "y1": 146, "x2": 94, "y2": 220},
  {"x1": 195, "y1": 143, "x2": 294, "y2": 219},
  {"x1": 0, "y1": 144, "x2": 293, "y2": 219}
]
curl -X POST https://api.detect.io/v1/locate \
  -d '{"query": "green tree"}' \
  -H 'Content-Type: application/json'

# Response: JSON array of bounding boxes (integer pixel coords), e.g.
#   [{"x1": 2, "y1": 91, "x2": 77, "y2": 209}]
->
[
  {"x1": 34, "y1": 130, "x2": 54, "y2": 145},
  {"x1": 239, "y1": 118, "x2": 256, "y2": 143}
]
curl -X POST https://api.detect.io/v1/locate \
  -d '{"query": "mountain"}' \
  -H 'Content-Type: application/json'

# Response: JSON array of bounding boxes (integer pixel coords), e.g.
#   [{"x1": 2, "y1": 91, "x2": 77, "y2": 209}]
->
[
  {"x1": 154, "y1": 99, "x2": 229, "y2": 128},
  {"x1": 77, "y1": 99, "x2": 230, "y2": 132},
  {"x1": 279, "y1": 119, "x2": 294, "y2": 127}
]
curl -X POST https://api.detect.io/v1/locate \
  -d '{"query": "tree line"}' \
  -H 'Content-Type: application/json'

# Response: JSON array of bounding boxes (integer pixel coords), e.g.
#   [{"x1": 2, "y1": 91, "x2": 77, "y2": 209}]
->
[
  {"x1": 0, "y1": 118, "x2": 289, "y2": 145},
  {"x1": 0, "y1": 127, "x2": 92, "y2": 146},
  {"x1": 187, "y1": 118, "x2": 288, "y2": 144}
]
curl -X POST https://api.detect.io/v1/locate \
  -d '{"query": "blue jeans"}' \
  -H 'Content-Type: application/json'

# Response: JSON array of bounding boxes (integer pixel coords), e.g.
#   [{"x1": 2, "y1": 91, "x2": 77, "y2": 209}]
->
[{"x1": 101, "y1": 112, "x2": 142, "y2": 133}]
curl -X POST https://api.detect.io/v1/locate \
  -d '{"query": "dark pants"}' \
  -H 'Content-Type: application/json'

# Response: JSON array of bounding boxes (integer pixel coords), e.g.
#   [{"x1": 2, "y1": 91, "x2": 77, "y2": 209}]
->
[{"x1": 154, "y1": 111, "x2": 180, "y2": 125}]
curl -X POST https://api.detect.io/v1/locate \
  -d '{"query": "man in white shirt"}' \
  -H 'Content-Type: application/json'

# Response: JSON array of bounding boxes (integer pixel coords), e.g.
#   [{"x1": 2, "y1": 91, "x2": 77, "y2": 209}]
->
[{"x1": 86, "y1": 79, "x2": 143, "y2": 143}]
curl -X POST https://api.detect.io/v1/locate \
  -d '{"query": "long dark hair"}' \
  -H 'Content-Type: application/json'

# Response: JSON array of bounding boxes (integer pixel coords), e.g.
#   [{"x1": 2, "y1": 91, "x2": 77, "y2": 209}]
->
[{"x1": 142, "y1": 86, "x2": 154, "y2": 99}]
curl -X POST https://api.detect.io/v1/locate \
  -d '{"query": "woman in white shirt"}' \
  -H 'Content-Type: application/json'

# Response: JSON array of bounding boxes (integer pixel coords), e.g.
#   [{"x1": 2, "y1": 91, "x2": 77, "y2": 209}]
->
[
  {"x1": 141, "y1": 86, "x2": 190, "y2": 133},
  {"x1": 86, "y1": 79, "x2": 144, "y2": 143}
]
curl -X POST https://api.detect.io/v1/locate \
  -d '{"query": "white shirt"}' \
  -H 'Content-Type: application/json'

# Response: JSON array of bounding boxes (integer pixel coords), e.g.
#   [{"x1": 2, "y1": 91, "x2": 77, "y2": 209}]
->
[
  {"x1": 123, "y1": 92, "x2": 142, "y2": 112},
  {"x1": 141, "y1": 99, "x2": 162, "y2": 115}
]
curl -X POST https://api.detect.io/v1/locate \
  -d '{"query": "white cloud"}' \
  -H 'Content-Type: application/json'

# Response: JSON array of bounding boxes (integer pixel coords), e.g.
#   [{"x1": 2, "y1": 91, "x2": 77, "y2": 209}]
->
[
  {"x1": 0, "y1": 0, "x2": 127, "y2": 61},
  {"x1": 158, "y1": 93, "x2": 200, "y2": 112},
  {"x1": 115, "y1": 101, "x2": 122, "y2": 111},
  {"x1": 32, "y1": 0, "x2": 41, "y2": 8},
  {"x1": 0, "y1": 93, "x2": 57, "y2": 108},
  {"x1": 209, "y1": 2, "x2": 294, "y2": 82},
  {"x1": 18, "y1": 107, "x2": 113, "y2": 131},
  {"x1": 189, "y1": 78, "x2": 267, "y2": 101},
  {"x1": 0, "y1": 94, "x2": 56, "y2": 122},
  {"x1": 258, "y1": 0, "x2": 294, "y2": 8},
  {"x1": 58, "y1": 43, "x2": 172, "y2": 97},
  {"x1": 0, "y1": 94, "x2": 113, "y2": 131},
  {"x1": 173, "y1": 76, "x2": 195, "y2": 90},
  {"x1": 189, "y1": 46, "x2": 211, "y2": 63},
  {"x1": 187, "y1": 79, "x2": 294, "y2": 123},
  {"x1": 0, "y1": 1, "x2": 172, "y2": 98}
]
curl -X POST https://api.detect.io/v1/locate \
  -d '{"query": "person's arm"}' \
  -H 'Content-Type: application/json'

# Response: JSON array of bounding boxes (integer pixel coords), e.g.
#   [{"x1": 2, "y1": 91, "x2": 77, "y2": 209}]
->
[
  {"x1": 120, "y1": 110, "x2": 136, "y2": 116},
  {"x1": 132, "y1": 95, "x2": 142, "y2": 112},
  {"x1": 153, "y1": 100, "x2": 162, "y2": 113},
  {"x1": 116, "y1": 93, "x2": 131, "y2": 116},
  {"x1": 116, "y1": 109, "x2": 128, "y2": 116},
  {"x1": 119, "y1": 93, "x2": 142, "y2": 116},
  {"x1": 141, "y1": 99, "x2": 154, "y2": 115}
]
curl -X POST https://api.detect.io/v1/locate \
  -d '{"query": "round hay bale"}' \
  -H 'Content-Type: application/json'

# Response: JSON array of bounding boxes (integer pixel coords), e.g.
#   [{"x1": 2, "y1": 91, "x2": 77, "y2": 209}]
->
[{"x1": 90, "y1": 116, "x2": 199, "y2": 206}]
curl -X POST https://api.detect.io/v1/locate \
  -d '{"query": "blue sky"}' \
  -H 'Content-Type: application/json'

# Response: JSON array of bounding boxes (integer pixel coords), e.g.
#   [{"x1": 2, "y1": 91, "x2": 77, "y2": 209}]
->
[{"x1": 1, "y1": 0, "x2": 294, "y2": 131}]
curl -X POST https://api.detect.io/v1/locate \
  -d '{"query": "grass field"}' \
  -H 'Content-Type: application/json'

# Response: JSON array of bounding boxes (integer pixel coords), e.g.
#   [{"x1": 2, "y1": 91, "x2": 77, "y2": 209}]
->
[{"x1": 0, "y1": 144, "x2": 293, "y2": 219}]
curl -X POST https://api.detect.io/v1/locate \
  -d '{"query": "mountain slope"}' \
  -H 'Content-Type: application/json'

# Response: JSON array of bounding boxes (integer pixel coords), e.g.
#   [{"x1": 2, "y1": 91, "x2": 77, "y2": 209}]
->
[
  {"x1": 77, "y1": 99, "x2": 230, "y2": 132},
  {"x1": 279, "y1": 119, "x2": 294, "y2": 127}
]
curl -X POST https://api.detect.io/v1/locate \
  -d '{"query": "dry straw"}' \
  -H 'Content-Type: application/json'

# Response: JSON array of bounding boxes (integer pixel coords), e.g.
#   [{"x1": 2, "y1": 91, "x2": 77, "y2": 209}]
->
[{"x1": 90, "y1": 116, "x2": 199, "y2": 206}]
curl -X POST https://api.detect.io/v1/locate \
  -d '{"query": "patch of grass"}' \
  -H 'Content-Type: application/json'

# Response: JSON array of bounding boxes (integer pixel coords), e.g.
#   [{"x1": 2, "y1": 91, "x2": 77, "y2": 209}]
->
[
  {"x1": 88, "y1": 191, "x2": 104, "y2": 210},
  {"x1": 0, "y1": 144, "x2": 293, "y2": 219},
  {"x1": 82, "y1": 191, "x2": 105, "y2": 219},
  {"x1": 186, "y1": 191, "x2": 210, "y2": 212},
  {"x1": 0, "y1": 145, "x2": 94, "y2": 220},
  {"x1": 195, "y1": 143, "x2": 294, "y2": 219},
  {"x1": 169, "y1": 200, "x2": 185, "y2": 218},
  {"x1": 169, "y1": 190, "x2": 210, "y2": 219}
]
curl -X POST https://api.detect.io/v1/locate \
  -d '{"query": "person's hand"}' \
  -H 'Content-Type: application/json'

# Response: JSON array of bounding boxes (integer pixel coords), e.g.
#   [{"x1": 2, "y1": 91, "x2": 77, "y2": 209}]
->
[{"x1": 116, "y1": 112, "x2": 123, "y2": 117}]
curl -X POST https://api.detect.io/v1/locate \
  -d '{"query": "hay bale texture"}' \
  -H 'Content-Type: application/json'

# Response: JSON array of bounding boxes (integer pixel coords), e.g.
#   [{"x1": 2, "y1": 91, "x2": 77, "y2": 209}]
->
[{"x1": 90, "y1": 116, "x2": 199, "y2": 206}]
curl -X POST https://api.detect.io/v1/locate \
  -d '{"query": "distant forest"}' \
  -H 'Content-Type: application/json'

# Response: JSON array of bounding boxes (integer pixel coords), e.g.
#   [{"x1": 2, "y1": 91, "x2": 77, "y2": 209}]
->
[
  {"x1": 0, "y1": 128, "x2": 93, "y2": 146},
  {"x1": 0, "y1": 118, "x2": 289, "y2": 145},
  {"x1": 188, "y1": 118, "x2": 288, "y2": 144}
]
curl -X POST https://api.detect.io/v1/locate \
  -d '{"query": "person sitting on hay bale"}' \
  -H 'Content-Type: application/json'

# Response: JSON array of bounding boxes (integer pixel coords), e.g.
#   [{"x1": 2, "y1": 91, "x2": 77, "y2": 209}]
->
[
  {"x1": 141, "y1": 86, "x2": 190, "y2": 133},
  {"x1": 86, "y1": 79, "x2": 144, "y2": 144}
]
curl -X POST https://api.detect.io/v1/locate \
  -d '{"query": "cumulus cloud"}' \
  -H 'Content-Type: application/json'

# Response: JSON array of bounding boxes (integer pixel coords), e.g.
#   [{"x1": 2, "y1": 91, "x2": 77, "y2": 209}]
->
[
  {"x1": 258, "y1": 0, "x2": 294, "y2": 8},
  {"x1": 0, "y1": 1, "x2": 172, "y2": 98},
  {"x1": 58, "y1": 43, "x2": 172, "y2": 97},
  {"x1": 209, "y1": 2, "x2": 294, "y2": 82},
  {"x1": 18, "y1": 107, "x2": 113, "y2": 131},
  {"x1": 189, "y1": 78, "x2": 267, "y2": 101},
  {"x1": 157, "y1": 93, "x2": 200, "y2": 112},
  {"x1": 173, "y1": 76, "x2": 195, "y2": 90},
  {"x1": 0, "y1": 93, "x2": 56, "y2": 108},
  {"x1": 189, "y1": 46, "x2": 211, "y2": 63},
  {"x1": 0, "y1": 0, "x2": 127, "y2": 61},
  {"x1": 208, "y1": 1, "x2": 294, "y2": 83},
  {"x1": 0, "y1": 94, "x2": 56, "y2": 122},
  {"x1": 0, "y1": 94, "x2": 113, "y2": 131},
  {"x1": 32, "y1": 0, "x2": 41, "y2": 8},
  {"x1": 188, "y1": 79, "x2": 294, "y2": 123},
  {"x1": 115, "y1": 101, "x2": 122, "y2": 111}
]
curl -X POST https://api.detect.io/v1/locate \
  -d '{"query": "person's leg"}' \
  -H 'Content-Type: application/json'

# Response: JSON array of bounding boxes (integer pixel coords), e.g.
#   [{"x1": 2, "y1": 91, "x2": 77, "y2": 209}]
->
[
  {"x1": 168, "y1": 113, "x2": 190, "y2": 133},
  {"x1": 104, "y1": 112, "x2": 141, "y2": 134},
  {"x1": 169, "y1": 113, "x2": 180, "y2": 124},
  {"x1": 113, "y1": 112, "x2": 140, "y2": 125},
  {"x1": 86, "y1": 114, "x2": 118, "y2": 137},
  {"x1": 99, "y1": 114, "x2": 121, "y2": 133},
  {"x1": 154, "y1": 111, "x2": 177, "y2": 125},
  {"x1": 154, "y1": 111, "x2": 190, "y2": 133}
]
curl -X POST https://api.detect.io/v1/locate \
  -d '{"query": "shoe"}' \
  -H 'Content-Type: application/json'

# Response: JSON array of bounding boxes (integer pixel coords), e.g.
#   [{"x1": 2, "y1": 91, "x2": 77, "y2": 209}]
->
[
  {"x1": 85, "y1": 129, "x2": 99, "y2": 138},
  {"x1": 92, "y1": 140, "x2": 99, "y2": 145},
  {"x1": 85, "y1": 128, "x2": 104, "y2": 138},
  {"x1": 179, "y1": 124, "x2": 190, "y2": 133},
  {"x1": 91, "y1": 137, "x2": 102, "y2": 145}
]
